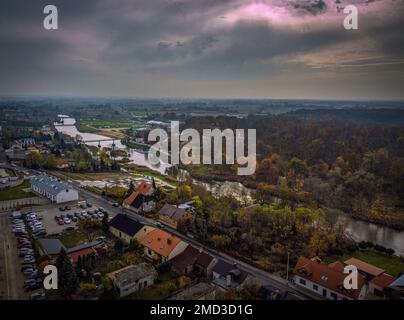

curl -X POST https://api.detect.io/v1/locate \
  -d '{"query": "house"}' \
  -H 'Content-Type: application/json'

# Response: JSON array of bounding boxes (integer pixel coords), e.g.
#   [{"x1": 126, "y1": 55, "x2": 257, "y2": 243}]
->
[
  {"x1": 107, "y1": 263, "x2": 155, "y2": 297},
  {"x1": 158, "y1": 203, "x2": 190, "y2": 229},
  {"x1": 140, "y1": 229, "x2": 188, "y2": 264},
  {"x1": 387, "y1": 274, "x2": 404, "y2": 300},
  {"x1": 31, "y1": 174, "x2": 79, "y2": 203},
  {"x1": 168, "y1": 282, "x2": 217, "y2": 300},
  {"x1": 56, "y1": 158, "x2": 69, "y2": 169},
  {"x1": 5, "y1": 144, "x2": 27, "y2": 160},
  {"x1": 169, "y1": 245, "x2": 217, "y2": 276},
  {"x1": 368, "y1": 273, "x2": 396, "y2": 297},
  {"x1": 123, "y1": 182, "x2": 156, "y2": 213},
  {"x1": 212, "y1": 260, "x2": 255, "y2": 291},
  {"x1": 66, "y1": 240, "x2": 101, "y2": 266},
  {"x1": 37, "y1": 238, "x2": 66, "y2": 260},
  {"x1": 109, "y1": 214, "x2": 155, "y2": 244},
  {"x1": 293, "y1": 256, "x2": 367, "y2": 300},
  {"x1": 344, "y1": 257, "x2": 385, "y2": 280}
]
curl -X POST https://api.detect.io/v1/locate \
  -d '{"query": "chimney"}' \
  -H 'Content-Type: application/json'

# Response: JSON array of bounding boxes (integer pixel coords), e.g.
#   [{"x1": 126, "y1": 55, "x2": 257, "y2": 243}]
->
[
  {"x1": 226, "y1": 274, "x2": 232, "y2": 287},
  {"x1": 167, "y1": 238, "x2": 172, "y2": 245}
]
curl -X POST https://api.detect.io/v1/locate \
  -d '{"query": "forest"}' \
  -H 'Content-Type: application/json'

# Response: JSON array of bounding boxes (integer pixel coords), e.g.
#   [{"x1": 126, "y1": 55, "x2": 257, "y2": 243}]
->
[{"x1": 183, "y1": 112, "x2": 404, "y2": 230}]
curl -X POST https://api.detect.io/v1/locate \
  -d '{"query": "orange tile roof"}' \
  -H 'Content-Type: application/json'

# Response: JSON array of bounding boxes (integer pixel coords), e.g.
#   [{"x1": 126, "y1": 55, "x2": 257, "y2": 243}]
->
[
  {"x1": 68, "y1": 247, "x2": 96, "y2": 264},
  {"x1": 293, "y1": 256, "x2": 365, "y2": 300},
  {"x1": 344, "y1": 258, "x2": 385, "y2": 277},
  {"x1": 369, "y1": 273, "x2": 396, "y2": 289},
  {"x1": 137, "y1": 182, "x2": 152, "y2": 195},
  {"x1": 123, "y1": 191, "x2": 139, "y2": 205},
  {"x1": 328, "y1": 261, "x2": 345, "y2": 273},
  {"x1": 141, "y1": 229, "x2": 181, "y2": 258}
]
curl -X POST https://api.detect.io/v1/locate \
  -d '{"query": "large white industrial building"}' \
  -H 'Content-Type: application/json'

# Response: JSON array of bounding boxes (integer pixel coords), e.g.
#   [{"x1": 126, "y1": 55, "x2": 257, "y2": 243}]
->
[{"x1": 31, "y1": 174, "x2": 79, "y2": 204}]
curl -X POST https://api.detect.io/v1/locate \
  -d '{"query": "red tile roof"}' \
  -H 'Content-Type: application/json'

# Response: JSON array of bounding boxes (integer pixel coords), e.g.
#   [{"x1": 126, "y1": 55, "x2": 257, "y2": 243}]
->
[
  {"x1": 369, "y1": 273, "x2": 396, "y2": 289},
  {"x1": 141, "y1": 229, "x2": 181, "y2": 258},
  {"x1": 293, "y1": 257, "x2": 365, "y2": 300},
  {"x1": 68, "y1": 247, "x2": 96, "y2": 264},
  {"x1": 123, "y1": 191, "x2": 139, "y2": 205},
  {"x1": 344, "y1": 258, "x2": 385, "y2": 277}
]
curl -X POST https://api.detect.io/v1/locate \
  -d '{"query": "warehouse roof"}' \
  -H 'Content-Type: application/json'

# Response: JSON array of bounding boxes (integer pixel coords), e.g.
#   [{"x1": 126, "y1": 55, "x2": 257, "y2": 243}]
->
[{"x1": 31, "y1": 174, "x2": 75, "y2": 196}]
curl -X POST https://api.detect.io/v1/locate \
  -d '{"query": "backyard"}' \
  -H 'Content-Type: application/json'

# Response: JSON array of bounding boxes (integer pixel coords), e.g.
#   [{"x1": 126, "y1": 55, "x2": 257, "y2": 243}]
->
[{"x1": 0, "y1": 180, "x2": 34, "y2": 201}]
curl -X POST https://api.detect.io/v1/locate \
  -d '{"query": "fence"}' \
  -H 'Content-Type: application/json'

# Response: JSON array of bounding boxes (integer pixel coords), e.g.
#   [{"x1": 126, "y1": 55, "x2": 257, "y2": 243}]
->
[{"x1": 0, "y1": 197, "x2": 48, "y2": 212}]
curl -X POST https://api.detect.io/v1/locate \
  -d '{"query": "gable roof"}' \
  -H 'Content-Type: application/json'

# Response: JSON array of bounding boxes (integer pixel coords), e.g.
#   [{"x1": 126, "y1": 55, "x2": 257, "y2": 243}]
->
[
  {"x1": 159, "y1": 204, "x2": 188, "y2": 222},
  {"x1": 389, "y1": 274, "x2": 404, "y2": 288},
  {"x1": 137, "y1": 182, "x2": 153, "y2": 195},
  {"x1": 68, "y1": 247, "x2": 96, "y2": 264},
  {"x1": 170, "y1": 245, "x2": 200, "y2": 270},
  {"x1": 66, "y1": 240, "x2": 101, "y2": 254},
  {"x1": 293, "y1": 257, "x2": 365, "y2": 299},
  {"x1": 140, "y1": 229, "x2": 182, "y2": 257},
  {"x1": 109, "y1": 214, "x2": 144, "y2": 236},
  {"x1": 123, "y1": 191, "x2": 140, "y2": 206},
  {"x1": 195, "y1": 251, "x2": 215, "y2": 268},
  {"x1": 369, "y1": 273, "x2": 396, "y2": 289},
  {"x1": 344, "y1": 258, "x2": 385, "y2": 277},
  {"x1": 31, "y1": 174, "x2": 76, "y2": 196}
]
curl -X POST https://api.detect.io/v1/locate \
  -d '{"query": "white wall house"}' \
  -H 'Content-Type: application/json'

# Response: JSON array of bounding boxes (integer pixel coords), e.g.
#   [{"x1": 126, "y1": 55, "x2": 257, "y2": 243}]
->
[{"x1": 31, "y1": 174, "x2": 79, "y2": 204}]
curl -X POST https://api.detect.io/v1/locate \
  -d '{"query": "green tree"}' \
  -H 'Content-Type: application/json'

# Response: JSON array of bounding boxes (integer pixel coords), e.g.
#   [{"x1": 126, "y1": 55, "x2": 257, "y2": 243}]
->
[{"x1": 56, "y1": 248, "x2": 79, "y2": 299}]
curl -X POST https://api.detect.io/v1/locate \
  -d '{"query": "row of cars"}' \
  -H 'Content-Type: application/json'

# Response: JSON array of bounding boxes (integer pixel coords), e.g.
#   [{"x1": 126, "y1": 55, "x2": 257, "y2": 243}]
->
[
  {"x1": 54, "y1": 207, "x2": 108, "y2": 225},
  {"x1": 11, "y1": 212, "x2": 47, "y2": 299}
]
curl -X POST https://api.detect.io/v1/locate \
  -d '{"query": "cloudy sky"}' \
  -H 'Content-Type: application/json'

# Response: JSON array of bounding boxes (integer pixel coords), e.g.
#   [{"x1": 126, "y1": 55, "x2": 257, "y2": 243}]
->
[{"x1": 1, "y1": 0, "x2": 403, "y2": 99}]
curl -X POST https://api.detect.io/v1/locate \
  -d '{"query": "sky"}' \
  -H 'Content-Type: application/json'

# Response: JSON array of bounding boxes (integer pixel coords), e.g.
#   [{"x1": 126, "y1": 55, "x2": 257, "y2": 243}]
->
[{"x1": 0, "y1": 0, "x2": 403, "y2": 100}]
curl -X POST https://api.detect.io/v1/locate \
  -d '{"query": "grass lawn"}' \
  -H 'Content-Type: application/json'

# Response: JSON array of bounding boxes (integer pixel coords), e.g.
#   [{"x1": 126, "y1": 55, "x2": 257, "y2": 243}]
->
[
  {"x1": 54, "y1": 228, "x2": 103, "y2": 248},
  {"x1": 340, "y1": 250, "x2": 404, "y2": 277},
  {"x1": 0, "y1": 180, "x2": 34, "y2": 201}
]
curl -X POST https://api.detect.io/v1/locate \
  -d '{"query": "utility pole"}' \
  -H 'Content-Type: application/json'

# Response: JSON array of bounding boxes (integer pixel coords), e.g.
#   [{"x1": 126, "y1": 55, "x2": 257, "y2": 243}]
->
[{"x1": 286, "y1": 251, "x2": 290, "y2": 283}]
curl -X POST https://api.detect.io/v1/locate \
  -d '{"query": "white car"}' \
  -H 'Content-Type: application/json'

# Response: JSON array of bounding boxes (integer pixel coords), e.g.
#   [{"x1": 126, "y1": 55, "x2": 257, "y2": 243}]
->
[{"x1": 64, "y1": 218, "x2": 71, "y2": 224}]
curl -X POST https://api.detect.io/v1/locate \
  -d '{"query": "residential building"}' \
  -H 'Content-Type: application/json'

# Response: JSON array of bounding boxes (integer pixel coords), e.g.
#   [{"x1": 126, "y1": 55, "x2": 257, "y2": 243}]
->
[
  {"x1": 109, "y1": 213, "x2": 155, "y2": 244},
  {"x1": 344, "y1": 257, "x2": 385, "y2": 280},
  {"x1": 169, "y1": 244, "x2": 217, "y2": 277},
  {"x1": 212, "y1": 260, "x2": 255, "y2": 291},
  {"x1": 107, "y1": 263, "x2": 155, "y2": 297},
  {"x1": 123, "y1": 182, "x2": 156, "y2": 213},
  {"x1": 66, "y1": 240, "x2": 102, "y2": 266},
  {"x1": 293, "y1": 256, "x2": 367, "y2": 300},
  {"x1": 368, "y1": 273, "x2": 396, "y2": 297},
  {"x1": 5, "y1": 144, "x2": 27, "y2": 160},
  {"x1": 140, "y1": 229, "x2": 188, "y2": 264},
  {"x1": 158, "y1": 203, "x2": 190, "y2": 229},
  {"x1": 387, "y1": 274, "x2": 404, "y2": 300},
  {"x1": 31, "y1": 174, "x2": 79, "y2": 203}
]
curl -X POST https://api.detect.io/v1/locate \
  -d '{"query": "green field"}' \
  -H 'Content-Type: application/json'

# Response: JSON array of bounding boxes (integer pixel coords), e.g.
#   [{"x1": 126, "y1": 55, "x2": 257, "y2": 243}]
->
[
  {"x1": 0, "y1": 180, "x2": 34, "y2": 201},
  {"x1": 340, "y1": 250, "x2": 404, "y2": 277}
]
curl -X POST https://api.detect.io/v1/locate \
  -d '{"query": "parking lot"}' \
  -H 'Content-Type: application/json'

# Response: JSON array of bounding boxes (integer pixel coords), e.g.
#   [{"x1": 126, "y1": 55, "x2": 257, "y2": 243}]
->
[{"x1": 35, "y1": 201, "x2": 113, "y2": 236}]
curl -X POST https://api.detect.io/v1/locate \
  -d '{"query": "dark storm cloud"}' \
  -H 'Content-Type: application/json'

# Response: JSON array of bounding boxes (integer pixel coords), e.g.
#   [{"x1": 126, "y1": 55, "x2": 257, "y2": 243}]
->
[{"x1": 0, "y1": 0, "x2": 404, "y2": 99}]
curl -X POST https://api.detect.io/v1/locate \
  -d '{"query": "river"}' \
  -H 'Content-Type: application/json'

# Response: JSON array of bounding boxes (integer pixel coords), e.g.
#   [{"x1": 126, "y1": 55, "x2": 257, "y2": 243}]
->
[{"x1": 55, "y1": 116, "x2": 404, "y2": 256}]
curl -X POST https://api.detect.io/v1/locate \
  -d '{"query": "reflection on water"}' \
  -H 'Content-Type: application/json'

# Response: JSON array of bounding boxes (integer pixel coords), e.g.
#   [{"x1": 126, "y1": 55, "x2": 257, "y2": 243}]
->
[
  {"x1": 54, "y1": 117, "x2": 170, "y2": 174},
  {"x1": 339, "y1": 215, "x2": 404, "y2": 256}
]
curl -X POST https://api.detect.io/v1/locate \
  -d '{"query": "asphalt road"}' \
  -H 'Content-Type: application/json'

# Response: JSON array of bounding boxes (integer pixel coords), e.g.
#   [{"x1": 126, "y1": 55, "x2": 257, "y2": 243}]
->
[{"x1": 67, "y1": 178, "x2": 319, "y2": 300}]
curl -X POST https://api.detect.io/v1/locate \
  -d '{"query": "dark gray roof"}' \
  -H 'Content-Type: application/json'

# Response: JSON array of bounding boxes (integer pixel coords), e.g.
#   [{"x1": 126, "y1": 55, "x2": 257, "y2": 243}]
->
[
  {"x1": 66, "y1": 240, "x2": 101, "y2": 254},
  {"x1": 389, "y1": 274, "x2": 404, "y2": 288},
  {"x1": 31, "y1": 174, "x2": 76, "y2": 196},
  {"x1": 109, "y1": 214, "x2": 144, "y2": 236},
  {"x1": 212, "y1": 259, "x2": 249, "y2": 285},
  {"x1": 159, "y1": 203, "x2": 188, "y2": 221},
  {"x1": 38, "y1": 238, "x2": 66, "y2": 256}
]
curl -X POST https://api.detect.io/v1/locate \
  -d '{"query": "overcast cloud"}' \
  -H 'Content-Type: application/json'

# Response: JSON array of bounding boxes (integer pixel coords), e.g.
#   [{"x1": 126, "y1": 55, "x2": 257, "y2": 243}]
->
[{"x1": 0, "y1": 0, "x2": 403, "y2": 99}]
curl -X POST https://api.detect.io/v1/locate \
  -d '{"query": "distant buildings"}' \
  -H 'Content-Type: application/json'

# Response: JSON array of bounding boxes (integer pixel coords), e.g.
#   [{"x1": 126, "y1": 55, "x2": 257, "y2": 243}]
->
[
  {"x1": 31, "y1": 174, "x2": 79, "y2": 203},
  {"x1": 123, "y1": 182, "x2": 156, "y2": 213},
  {"x1": 212, "y1": 260, "x2": 255, "y2": 291},
  {"x1": 107, "y1": 263, "x2": 155, "y2": 297}
]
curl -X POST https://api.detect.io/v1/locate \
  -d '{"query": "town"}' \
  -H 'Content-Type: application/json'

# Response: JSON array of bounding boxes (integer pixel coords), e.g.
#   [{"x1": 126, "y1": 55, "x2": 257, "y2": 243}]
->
[{"x1": 0, "y1": 100, "x2": 403, "y2": 301}]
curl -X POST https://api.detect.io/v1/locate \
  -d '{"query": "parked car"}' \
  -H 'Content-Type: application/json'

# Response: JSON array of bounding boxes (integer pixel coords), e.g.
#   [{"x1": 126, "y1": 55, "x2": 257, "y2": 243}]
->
[
  {"x1": 59, "y1": 207, "x2": 65, "y2": 211},
  {"x1": 64, "y1": 206, "x2": 71, "y2": 211},
  {"x1": 25, "y1": 283, "x2": 42, "y2": 292},
  {"x1": 112, "y1": 202, "x2": 119, "y2": 207},
  {"x1": 96, "y1": 236, "x2": 106, "y2": 242},
  {"x1": 31, "y1": 292, "x2": 47, "y2": 300},
  {"x1": 74, "y1": 212, "x2": 80, "y2": 217},
  {"x1": 86, "y1": 202, "x2": 92, "y2": 208},
  {"x1": 57, "y1": 219, "x2": 64, "y2": 225}
]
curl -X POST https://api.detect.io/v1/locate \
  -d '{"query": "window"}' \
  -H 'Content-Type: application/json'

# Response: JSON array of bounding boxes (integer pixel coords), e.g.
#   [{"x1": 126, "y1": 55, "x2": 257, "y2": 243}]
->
[
  {"x1": 299, "y1": 278, "x2": 306, "y2": 285},
  {"x1": 330, "y1": 293, "x2": 337, "y2": 300},
  {"x1": 313, "y1": 284, "x2": 318, "y2": 291}
]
